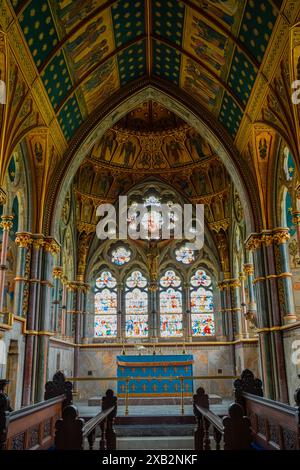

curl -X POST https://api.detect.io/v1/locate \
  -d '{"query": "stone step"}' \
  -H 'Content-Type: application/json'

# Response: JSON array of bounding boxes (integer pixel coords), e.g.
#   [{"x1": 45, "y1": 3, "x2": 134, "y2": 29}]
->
[
  {"x1": 116, "y1": 424, "x2": 195, "y2": 437},
  {"x1": 117, "y1": 436, "x2": 194, "y2": 450}
]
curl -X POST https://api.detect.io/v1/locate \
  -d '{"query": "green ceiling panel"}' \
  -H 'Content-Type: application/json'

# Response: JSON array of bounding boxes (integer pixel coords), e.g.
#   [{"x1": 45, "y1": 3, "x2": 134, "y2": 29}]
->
[
  {"x1": 117, "y1": 40, "x2": 146, "y2": 86},
  {"x1": 18, "y1": 0, "x2": 59, "y2": 69},
  {"x1": 239, "y1": 0, "x2": 279, "y2": 64},
  {"x1": 10, "y1": 0, "x2": 24, "y2": 11},
  {"x1": 41, "y1": 50, "x2": 73, "y2": 111},
  {"x1": 227, "y1": 48, "x2": 257, "y2": 106},
  {"x1": 112, "y1": 0, "x2": 145, "y2": 48},
  {"x1": 219, "y1": 92, "x2": 243, "y2": 138},
  {"x1": 58, "y1": 95, "x2": 83, "y2": 141},
  {"x1": 152, "y1": 0, "x2": 185, "y2": 46},
  {"x1": 153, "y1": 40, "x2": 181, "y2": 85}
]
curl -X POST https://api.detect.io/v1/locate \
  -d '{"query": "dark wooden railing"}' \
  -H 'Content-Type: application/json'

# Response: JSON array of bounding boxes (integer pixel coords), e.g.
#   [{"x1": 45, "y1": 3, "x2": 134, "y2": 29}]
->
[
  {"x1": 193, "y1": 369, "x2": 300, "y2": 451},
  {"x1": 55, "y1": 389, "x2": 117, "y2": 450},
  {"x1": 193, "y1": 387, "x2": 252, "y2": 450},
  {"x1": 2, "y1": 395, "x2": 64, "y2": 450},
  {"x1": 242, "y1": 392, "x2": 300, "y2": 450}
]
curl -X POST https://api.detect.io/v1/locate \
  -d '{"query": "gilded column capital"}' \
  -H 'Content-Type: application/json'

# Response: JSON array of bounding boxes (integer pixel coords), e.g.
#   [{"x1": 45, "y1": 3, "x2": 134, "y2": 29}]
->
[
  {"x1": 0, "y1": 215, "x2": 13, "y2": 231},
  {"x1": 15, "y1": 232, "x2": 32, "y2": 249},
  {"x1": 217, "y1": 281, "x2": 227, "y2": 291},
  {"x1": 228, "y1": 279, "x2": 241, "y2": 289},
  {"x1": 53, "y1": 266, "x2": 63, "y2": 280},
  {"x1": 261, "y1": 233, "x2": 273, "y2": 246},
  {"x1": 245, "y1": 234, "x2": 261, "y2": 251},
  {"x1": 272, "y1": 228, "x2": 290, "y2": 245},
  {"x1": 44, "y1": 237, "x2": 61, "y2": 254},
  {"x1": 243, "y1": 263, "x2": 254, "y2": 275}
]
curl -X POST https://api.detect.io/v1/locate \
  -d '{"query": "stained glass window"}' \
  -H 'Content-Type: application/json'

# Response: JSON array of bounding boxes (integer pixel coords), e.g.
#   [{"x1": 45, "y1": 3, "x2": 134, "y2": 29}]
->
[
  {"x1": 190, "y1": 269, "x2": 215, "y2": 337},
  {"x1": 128, "y1": 194, "x2": 177, "y2": 240},
  {"x1": 175, "y1": 245, "x2": 195, "y2": 264},
  {"x1": 159, "y1": 270, "x2": 183, "y2": 337},
  {"x1": 94, "y1": 271, "x2": 117, "y2": 337},
  {"x1": 125, "y1": 271, "x2": 148, "y2": 337},
  {"x1": 111, "y1": 246, "x2": 131, "y2": 266}
]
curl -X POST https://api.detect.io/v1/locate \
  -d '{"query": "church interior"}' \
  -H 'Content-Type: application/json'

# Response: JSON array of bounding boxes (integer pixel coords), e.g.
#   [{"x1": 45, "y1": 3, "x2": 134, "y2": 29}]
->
[{"x1": 1, "y1": 0, "x2": 300, "y2": 452}]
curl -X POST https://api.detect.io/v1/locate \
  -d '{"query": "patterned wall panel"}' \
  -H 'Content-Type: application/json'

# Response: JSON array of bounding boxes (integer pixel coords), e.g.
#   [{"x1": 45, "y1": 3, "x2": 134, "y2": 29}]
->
[
  {"x1": 58, "y1": 95, "x2": 83, "y2": 141},
  {"x1": 219, "y1": 92, "x2": 243, "y2": 138},
  {"x1": 41, "y1": 50, "x2": 73, "y2": 110}
]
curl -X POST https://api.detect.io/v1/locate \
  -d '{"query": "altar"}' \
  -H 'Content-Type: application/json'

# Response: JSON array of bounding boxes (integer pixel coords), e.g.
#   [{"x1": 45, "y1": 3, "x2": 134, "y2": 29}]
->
[{"x1": 117, "y1": 355, "x2": 194, "y2": 397}]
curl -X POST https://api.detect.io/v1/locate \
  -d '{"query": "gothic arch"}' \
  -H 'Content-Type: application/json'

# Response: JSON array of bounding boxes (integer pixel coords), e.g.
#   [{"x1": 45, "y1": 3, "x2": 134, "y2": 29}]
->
[{"x1": 43, "y1": 81, "x2": 261, "y2": 238}]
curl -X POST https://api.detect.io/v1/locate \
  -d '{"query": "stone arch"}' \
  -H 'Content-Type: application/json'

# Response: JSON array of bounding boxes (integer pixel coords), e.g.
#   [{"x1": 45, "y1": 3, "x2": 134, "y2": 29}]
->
[{"x1": 43, "y1": 83, "x2": 261, "y2": 238}]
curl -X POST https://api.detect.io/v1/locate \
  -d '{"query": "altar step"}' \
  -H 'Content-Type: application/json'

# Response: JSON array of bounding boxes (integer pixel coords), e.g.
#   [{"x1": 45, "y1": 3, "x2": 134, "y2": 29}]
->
[
  {"x1": 115, "y1": 423, "x2": 195, "y2": 436},
  {"x1": 117, "y1": 436, "x2": 194, "y2": 450},
  {"x1": 88, "y1": 394, "x2": 222, "y2": 406}
]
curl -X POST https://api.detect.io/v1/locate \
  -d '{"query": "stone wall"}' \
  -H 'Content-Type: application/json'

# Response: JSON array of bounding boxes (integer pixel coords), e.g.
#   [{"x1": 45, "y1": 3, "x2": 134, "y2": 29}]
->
[
  {"x1": 48, "y1": 340, "x2": 75, "y2": 381},
  {"x1": 283, "y1": 327, "x2": 300, "y2": 405},
  {"x1": 76, "y1": 343, "x2": 259, "y2": 400}
]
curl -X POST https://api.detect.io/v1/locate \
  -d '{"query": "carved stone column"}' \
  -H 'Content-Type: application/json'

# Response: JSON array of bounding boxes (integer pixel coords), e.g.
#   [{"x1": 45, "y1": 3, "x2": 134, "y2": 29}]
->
[
  {"x1": 243, "y1": 263, "x2": 256, "y2": 322},
  {"x1": 52, "y1": 267, "x2": 63, "y2": 334},
  {"x1": 229, "y1": 278, "x2": 242, "y2": 339},
  {"x1": 0, "y1": 216, "x2": 14, "y2": 314},
  {"x1": 36, "y1": 237, "x2": 60, "y2": 402},
  {"x1": 117, "y1": 282, "x2": 123, "y2": 340},
  {"x1": 246, "y1": 230, "x2": 290, "y2": 402},
  {"x1": 184, "y1": 281, "x2": 192, "y2": 341},
  {"x1": 292, "y1": 211, "x2": 300, "y2": 256},
  {"x1": 238, "y1": 271, "x2": 249, "y2": 339},
  {"x1": 14, "y1": 233, "x2": 32, "y2": 319},
  {"x1": 61, "y1": 276, "x2": 68, "y2": 337},
  {"x1": 22, "y1": 235, "x2": 44, "y2": 406}
]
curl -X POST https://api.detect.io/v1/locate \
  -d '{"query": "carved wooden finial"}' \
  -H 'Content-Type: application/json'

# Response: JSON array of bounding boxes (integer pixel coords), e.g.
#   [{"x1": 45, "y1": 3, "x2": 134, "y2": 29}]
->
[
  {"x1": 55, "y1": 405, "x2": 85, "y2": 450},
  {"x1": 44, "y1": 371, "x2": 73, "y2": 408},
  {"x1": 223, "y1": 403, "x2": 252, "y2": 450},
  {"x1": 234, "y1": 369, "x2": 263, "y2": 406},
  {"x1": 193, "y1": 387, "x2": 209, "y2": 409}
]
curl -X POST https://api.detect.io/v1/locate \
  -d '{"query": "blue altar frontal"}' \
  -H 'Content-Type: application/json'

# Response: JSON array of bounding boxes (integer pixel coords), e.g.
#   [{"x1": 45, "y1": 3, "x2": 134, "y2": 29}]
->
[{"x1": 117, "y1": 355, "x2": 194, "y2": 396}]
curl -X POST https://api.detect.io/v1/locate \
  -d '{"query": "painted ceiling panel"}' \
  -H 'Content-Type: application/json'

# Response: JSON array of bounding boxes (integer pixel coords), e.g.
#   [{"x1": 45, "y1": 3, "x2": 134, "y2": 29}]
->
[
  {"x1": 227, "y1": 48, "x2": 257, "y2": 106},
  {"x1": 152, "y1": 0, "x2": 185, "y2": 46},
  {"x1": 19, "y1": 0, "x2": 59, "y2": 69},
  {"x1": 238, "y1": 0, "x2": 279, "y2": 64},
  {"x1": 111, "y1": 0, "x2": 145, "y2": 47},
  {"x1": 58, "y1": 95, "x2": 83, "y2": 140},
  {"x1": 219, "y1": 92, "x2": 243, "y2": 137},
  {"x1": 153, "y1": 40, "x2": 181, "y2": 85},
  {"x1": 12, "y1": 0, "x2": 282, "y2": 140},
  {"x1": 117, "y1": 40, "x2": 147, "y2": 86},
  {"x1": 41, "y1": 49, "x2": 73, "y2": 110}
]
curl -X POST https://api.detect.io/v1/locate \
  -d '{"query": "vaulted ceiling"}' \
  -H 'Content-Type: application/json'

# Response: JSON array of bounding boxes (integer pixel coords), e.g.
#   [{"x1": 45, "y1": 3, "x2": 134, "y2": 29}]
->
[{"x1": 11, "y1": 0, "x2": 282, "y2": 142}]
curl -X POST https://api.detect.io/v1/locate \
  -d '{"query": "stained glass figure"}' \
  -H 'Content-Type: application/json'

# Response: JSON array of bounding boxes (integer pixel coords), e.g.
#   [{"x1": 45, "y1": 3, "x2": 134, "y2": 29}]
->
[
  {"x1": 95, "y1": 289, "x2": 117, "y2": 315},
  {"x1": 126, "y1": 270, "x2": 147, "y2": 289},
  {"x1": 190, "y1": 269, "x2": 212, "y2": 287},
  {"x1": 95, "y1": 270, "x2": 117, "y2": 289},
  {"x1": 160, "y1": 314, "x2": 183, "y2": 337},
  {"x1": 191, "y1": 287, "x2": 213, "y2": 312},
  {"x1": 191, "y1": 314, "x2": 215, "y2": 336},
  {"x1": 111, "y1": 246, "x2": 131, "y2": 265},
  {"x1": 125, "y1": 315, "x2": 148, "y2": 337},
  {"x1": 94, "y1": 315, "x2": 117, "y2": 337},
  {"x1": 160, "y1": 288, "x2": 182, "y2": 314},
  {"x1": 125, "y1": 271, "x2": 148, "y2": 337},
  {"x1": 160, "y1": 270, "x2": 181, "y2": 288},
  {"x1": 175, "y1": 245, "x2": 195, "y2": 264},
  {"x1": 190, "y1": 269, "x2": 215, "y2": 337},
  {"x1": 159, "y1": 269, "x2": 182, "y2": 337},
  {"x1": 94, "y1": 271, "x2": 117, "y2": 337}
]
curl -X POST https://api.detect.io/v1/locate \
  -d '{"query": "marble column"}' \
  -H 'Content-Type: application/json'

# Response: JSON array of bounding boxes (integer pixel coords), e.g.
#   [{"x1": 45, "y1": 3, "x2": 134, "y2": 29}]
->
[
  {"x1": 238, "y1": 271, "x2": 249, "y2": 338},
  {"x1": 22, "y1": 235, "x2": 43, "y2": 406},
  {"x1": 246, "y1": 230, "x2": 289, "y2": 402},
  {"x1": 184, "y1": 282, "x2": 192, "y2": 341},
  {"x1": 14, "y1": 232, "x2": 32, "y2": 318},
  {"x1": 36, "y1": 237, "x2": 60, "y2": 402},
  {"x1": 117, "y1": 282, "x2": 123, "y2": 340},
  {"x1": 230, "y1": 278, "x2": 242, "y2": 339},
  {"x1": 61, "y1": 276, "x2": 68, "y2": 337},
  {"x1": 243, "y1": 263, "x2": 257, "y2": 322},
  {"x1": 65, "y1": 283, "x2": 74, "y2": 339},
  {"x1": 150, "y1": 285, "x2": 158, "y2": 341},
  {"x1": 292, "y1": 211, "x2": 300, "y2": 255},
  {"x1": 52, "y1": 267, "x2": 63, "y2": 334},
  {"x1": 0, "y1": 215, "x2": 14, "y2": 315}
]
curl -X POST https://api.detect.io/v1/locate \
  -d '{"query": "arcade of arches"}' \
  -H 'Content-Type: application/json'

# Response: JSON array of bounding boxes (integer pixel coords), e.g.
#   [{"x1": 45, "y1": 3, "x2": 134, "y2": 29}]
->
[{"x1": 1, "y1": 0, "x2": 300, "y2": 414}]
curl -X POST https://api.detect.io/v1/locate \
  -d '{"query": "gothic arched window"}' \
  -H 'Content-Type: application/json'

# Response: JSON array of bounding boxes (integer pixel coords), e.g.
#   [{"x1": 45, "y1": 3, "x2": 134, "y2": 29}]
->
[
  {"x1": 125, "y1": 270, "x2": 148, "y2": 337},
  {"x1": 190, "y1": 269, "x2": 215, "y2": 336},
  {"x1": 159, "y1": 269, "x2": 183, "y2": 337},
  {"x1": 94, "y1": 271, "x2": 117, "y2": 337}
]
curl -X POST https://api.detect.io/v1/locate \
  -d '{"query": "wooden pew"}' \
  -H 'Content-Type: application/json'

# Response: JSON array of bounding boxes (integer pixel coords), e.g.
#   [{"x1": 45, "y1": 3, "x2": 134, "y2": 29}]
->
[{"x1": 2, "y1": 395, "x2": 65, "y2": 450}]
